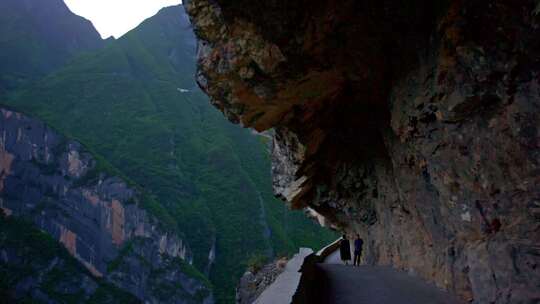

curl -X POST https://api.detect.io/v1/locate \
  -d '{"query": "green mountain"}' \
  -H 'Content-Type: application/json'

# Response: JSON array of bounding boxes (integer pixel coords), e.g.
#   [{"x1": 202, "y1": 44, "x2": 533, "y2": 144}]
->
[
  {"x1": 2, "y1": 4, "x2": 336, "y2": 303},
  {"x1": 0, "y1": 0, "x2": 104, "y2": 93}
]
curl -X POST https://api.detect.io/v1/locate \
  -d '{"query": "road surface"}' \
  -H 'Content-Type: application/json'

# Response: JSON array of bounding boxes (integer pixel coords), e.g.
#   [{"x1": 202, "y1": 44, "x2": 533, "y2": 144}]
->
[{"x1": 320, "y1": 249, "x2": 464, "y2": 304}]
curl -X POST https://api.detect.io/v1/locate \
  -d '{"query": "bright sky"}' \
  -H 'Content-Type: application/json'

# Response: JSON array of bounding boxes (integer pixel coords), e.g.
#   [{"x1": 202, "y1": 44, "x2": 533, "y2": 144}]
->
[{"x1": 64, "y1": 0, "x2": 182, "y2": 38}]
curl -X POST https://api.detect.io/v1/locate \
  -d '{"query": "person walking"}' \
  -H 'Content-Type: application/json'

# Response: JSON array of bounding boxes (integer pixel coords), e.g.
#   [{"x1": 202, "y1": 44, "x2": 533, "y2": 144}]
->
[
  {"x1": 339, "y1": 234, "x2": 351, "y2": 265},
  {"x1": 353, "y1": 234, "x2": 364, "y2": 266}
]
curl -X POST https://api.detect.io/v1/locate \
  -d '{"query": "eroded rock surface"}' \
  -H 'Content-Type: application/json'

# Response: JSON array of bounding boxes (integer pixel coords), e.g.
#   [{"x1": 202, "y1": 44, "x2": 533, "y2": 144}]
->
[
  {"x1": 236, "y1": 258, "x2": 287, "y2": 304},
  {"x1": 184, "y1": 1, "x2": 540, "y2": 302},
  {"x1": 0, "y1": 108, "x2": 213, "y2": 304}
]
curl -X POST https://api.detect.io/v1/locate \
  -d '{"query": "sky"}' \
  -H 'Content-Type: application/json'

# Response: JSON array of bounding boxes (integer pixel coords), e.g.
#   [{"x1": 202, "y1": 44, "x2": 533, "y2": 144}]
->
[{"x1": 64, "y1": 0, "x2": 182, "y2": 38}]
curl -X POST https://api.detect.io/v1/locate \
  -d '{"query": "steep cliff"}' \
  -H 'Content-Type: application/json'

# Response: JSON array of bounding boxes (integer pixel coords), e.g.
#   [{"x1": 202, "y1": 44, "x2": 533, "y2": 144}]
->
[
  {"x1": 0, "y1": 107, "x2": 213, "y2": 303},
  {"x1": 184, "y1": 0, "x2": 540, "y2": 302},
  {"x1": 0, "y1": 215, "x2": 140, "y2": 303}
]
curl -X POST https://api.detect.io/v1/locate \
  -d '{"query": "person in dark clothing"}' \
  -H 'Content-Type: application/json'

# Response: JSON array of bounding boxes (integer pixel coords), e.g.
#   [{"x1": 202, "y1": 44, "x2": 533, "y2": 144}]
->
[
  {"x1": 353, "y1": 234, "x2": 364, "y2": 266},
  {"x1": 339, "y1": 234, "x2": 351, "y2": 265}
]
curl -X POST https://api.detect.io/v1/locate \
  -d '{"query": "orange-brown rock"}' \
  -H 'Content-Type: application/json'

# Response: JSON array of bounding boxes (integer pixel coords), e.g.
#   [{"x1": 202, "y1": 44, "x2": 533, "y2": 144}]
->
[
  {"x1": 59, "y1": 225, "x2": 77, "y2": 256},
  {"x1": 0, "y1": 146, "x2": 14, "y2": 192},
  {"x1": 110, "y1": 199, "x2": 125, "y2": 246}
]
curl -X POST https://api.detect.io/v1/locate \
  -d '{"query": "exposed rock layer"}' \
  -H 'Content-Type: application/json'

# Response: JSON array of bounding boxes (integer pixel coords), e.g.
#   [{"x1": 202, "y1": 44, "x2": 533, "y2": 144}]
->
[
  {"x1": 184, "y1": 1, "x2": 540, "y2": 302},
  {"x1": 0, "y1": 215, "x2": 140, "y2": 303},
  {"x1": 0, "y1": 108, "x2": 213, "y2": 304}
]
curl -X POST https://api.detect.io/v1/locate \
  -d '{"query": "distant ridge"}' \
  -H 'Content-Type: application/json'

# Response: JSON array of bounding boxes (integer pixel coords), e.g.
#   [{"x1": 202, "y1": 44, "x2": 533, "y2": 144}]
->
[{"x1": 0, "y1": 0, "x2": 104, "y2": 93}]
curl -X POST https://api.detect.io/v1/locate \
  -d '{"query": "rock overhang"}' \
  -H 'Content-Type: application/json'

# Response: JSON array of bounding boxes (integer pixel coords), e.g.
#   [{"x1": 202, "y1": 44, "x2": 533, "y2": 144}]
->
[{"x1": 185, "y1": 0, "x2": 540, "y2": 302}]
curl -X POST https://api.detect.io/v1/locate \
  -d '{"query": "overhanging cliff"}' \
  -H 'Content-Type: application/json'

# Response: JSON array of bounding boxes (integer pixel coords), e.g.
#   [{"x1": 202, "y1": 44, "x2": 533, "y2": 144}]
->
[{"x1": 184, "y1": 0, "x2": 540, "y2": 302}]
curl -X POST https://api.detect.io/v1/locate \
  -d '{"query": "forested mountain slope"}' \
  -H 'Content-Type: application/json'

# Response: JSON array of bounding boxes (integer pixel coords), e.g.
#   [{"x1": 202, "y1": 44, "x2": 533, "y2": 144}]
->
[{"x1": 0, "y1": 0, "x2": 103, "y2": 93}]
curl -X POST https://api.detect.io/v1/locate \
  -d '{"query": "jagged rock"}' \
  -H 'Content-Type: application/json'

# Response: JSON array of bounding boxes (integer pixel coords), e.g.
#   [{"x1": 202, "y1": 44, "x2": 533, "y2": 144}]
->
[
  {"x1": 184, "y1": 1, "x2": 540, "y2": 303},
  {"x1": 236, "y1": 258, "x2": 287, "y2": 304},
  {"x1": 0, "y1": 108, "x2": 213, "y2": 304}
]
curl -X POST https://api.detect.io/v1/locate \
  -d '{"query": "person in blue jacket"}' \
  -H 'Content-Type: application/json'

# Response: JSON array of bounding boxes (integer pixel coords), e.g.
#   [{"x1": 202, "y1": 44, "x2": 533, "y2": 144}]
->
[{"x1": 353, "y1": 234, "x2": 364, "y2": 266}]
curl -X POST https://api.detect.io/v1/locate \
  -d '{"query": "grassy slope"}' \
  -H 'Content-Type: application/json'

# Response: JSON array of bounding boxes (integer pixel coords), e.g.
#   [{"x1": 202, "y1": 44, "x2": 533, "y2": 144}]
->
[{"x1": 3, "y1": 5, "x2": 336, "y2": 303}]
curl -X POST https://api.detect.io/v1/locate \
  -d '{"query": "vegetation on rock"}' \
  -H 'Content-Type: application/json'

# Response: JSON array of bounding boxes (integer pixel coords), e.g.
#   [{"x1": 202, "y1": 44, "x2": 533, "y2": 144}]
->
[{"x1": 0, "y1": 214, "x2": 140, "y2": 303}]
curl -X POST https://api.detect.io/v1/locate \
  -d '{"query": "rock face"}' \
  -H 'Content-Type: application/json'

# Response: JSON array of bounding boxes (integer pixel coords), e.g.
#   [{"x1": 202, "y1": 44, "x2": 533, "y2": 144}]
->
[
  {"x1": 236, "y1": 258, "x2": 287, "y2": 304},
  {"x1": 0, "y1": 108, "x2": 213, "y2": 304},
  {"x1": 0, "y1": 215, "x2": 140, "y2": 303},
  {"x1": 184, "y1": 1, "x2": 540, "y2": 303}
]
